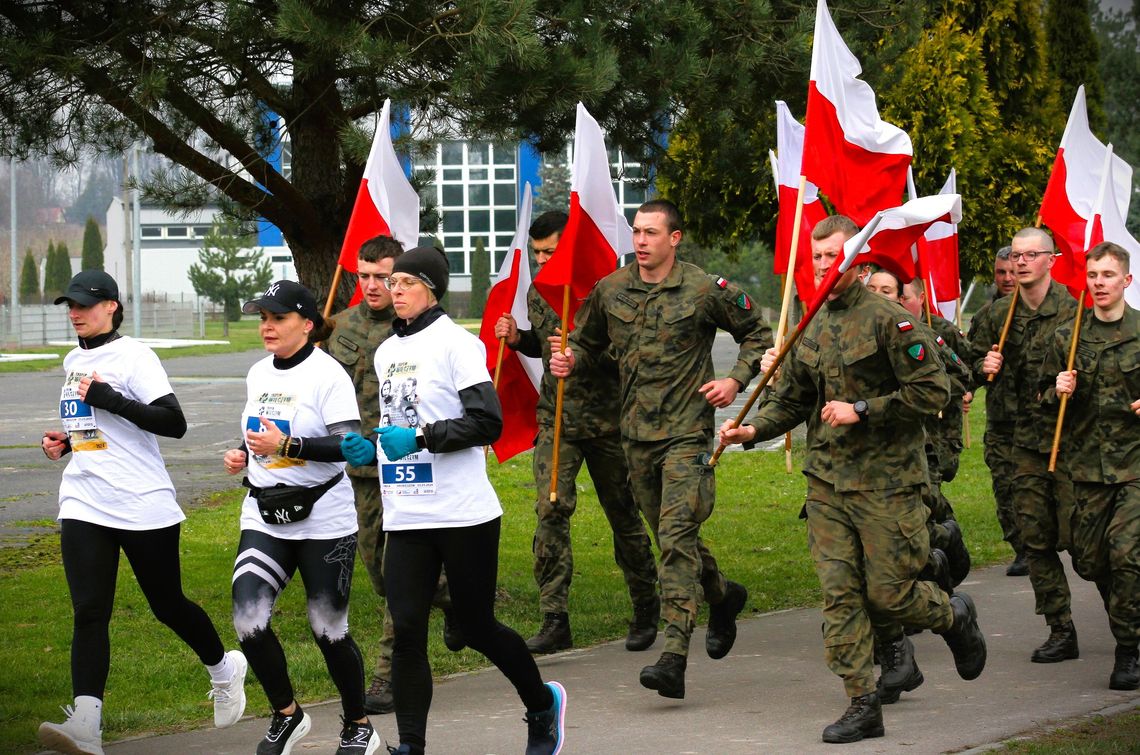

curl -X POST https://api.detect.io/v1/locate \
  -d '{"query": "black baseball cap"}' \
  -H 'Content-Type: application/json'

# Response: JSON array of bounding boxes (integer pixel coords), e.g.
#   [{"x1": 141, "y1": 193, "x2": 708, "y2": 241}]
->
[
  {"x1": 55, "y1": 270, "x2": 120, "y2": 306},
  {"x1": 242, "y1": 280, "x2": 324, "y2": 326}
]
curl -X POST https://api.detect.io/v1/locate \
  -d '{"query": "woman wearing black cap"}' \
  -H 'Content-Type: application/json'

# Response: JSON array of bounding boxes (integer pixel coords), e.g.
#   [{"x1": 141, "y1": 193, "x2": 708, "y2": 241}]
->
[
  {"x1": 38, "y1": 270, "x2": 248, "y2": 755},
  {"x1": 339, "y1": 247, "x2": 567, "y2": 755},
  {"x1": 224, "y1": 279, "x2": 381, "y2": 755}
]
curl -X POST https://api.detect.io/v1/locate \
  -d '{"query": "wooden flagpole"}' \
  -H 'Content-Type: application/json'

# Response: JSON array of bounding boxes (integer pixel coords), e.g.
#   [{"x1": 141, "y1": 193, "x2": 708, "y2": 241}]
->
[
  {"x1": 323, "y1": 264, "x2": 345, "y2": 319},
  {"x1": 1047, "y1": 291, "x2": 1087, "y2": 472},
  {"x1": 774, "y1": 177, "x2": 808, "y2": 475},
  {"x1": 549, "y1": 284, "x2": 571, "y2": 502},
  {"x1": 955, "y1": 295, "x2": 971, "y2": 448}
]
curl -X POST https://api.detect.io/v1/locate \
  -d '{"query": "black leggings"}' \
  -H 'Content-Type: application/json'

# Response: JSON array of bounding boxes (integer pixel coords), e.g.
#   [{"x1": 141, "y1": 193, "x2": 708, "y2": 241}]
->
[
  {"x1": 385, "y1": 517, "x2": 550, "y2": 751},
  {"x1": 59, "y1": 519, "x2": 225, "y2": 699},
  {"x1": 231, "y1": 529, "x2": 366, "y2": 719}
]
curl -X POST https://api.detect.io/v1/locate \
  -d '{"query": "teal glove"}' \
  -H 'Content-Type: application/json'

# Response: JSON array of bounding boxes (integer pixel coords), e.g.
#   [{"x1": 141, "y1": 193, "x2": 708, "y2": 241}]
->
[
  {"x1": 378, "y1": 425, "x2": 418, "y2": 460},
  {"x1": 340, "y1": 432, "x2": 377, "y2": 466}
]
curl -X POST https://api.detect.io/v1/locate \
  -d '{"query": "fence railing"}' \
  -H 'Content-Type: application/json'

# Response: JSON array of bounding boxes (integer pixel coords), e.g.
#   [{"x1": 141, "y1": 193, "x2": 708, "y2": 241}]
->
[{"x1": 1, "y1": 299, "x2": 222, "y2": 348}]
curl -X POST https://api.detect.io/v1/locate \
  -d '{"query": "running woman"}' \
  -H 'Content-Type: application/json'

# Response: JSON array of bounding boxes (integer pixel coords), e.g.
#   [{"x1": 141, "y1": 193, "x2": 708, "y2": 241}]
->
[
  {"x1": 340, "y1": 246, "x2": 567, "y2": 755},
  {"x1": 225, "y1": 280, "x2": 380, "y2": 755},
  {"x1": 39, "y1": 270, "x2": 246, "y2": 755}
]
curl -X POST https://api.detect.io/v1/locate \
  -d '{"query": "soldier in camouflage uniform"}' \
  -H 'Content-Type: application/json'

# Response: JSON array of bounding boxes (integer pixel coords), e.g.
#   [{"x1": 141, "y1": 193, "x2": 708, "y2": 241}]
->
[
  {"x1": 1044, "y1": 242, "x2": 1139, "y2": 691},
  {"x1": 326, "y1": 235, "x2": 458, "y2": 715},
  {"x1": 550, "y1": 199, "x2": 771, "y2": 701},
  {"x1": 722, "y1": 217, "x2": 987, "y2": 744},
  {"x1": 968, "y1": 247, "x2": 1028, "y2": 575},
  {"x1": 494, "y1": 211, "x2": 659, "y2": 655},
  {"x1": 971, "y1": 227, "x2": 1079, "y2": 663}
]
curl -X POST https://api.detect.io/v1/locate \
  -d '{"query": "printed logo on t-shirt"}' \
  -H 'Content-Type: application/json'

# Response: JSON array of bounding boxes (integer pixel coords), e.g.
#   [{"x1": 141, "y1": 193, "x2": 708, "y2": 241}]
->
[
  {"x1": 248, "y1": 392, "x2": 304, "y2": 469},
  {"x1": 379, "y1": 361, "x2": 435, "y2": 496},
  {"x1": 60, "y1": 371, "x2": 106, "y2": 452}
]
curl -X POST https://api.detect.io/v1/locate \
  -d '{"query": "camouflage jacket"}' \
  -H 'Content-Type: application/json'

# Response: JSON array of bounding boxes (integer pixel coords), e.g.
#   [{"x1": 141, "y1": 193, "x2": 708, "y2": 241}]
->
[
  {"x1": 570, "y1": 260, "x2": 772, "y2": 442},
  {"x1": 969, "y1": 280, "x2": 1077, "y2": 453},
  {"x1": 747, "y1": 282, "x2": 950, "y2": 492},
  {"x1": 967, "y1": 295, "x2": 1017, "y2": 426},
  {"x1": 1041, "y1": 305, "x2": 1140, "y2": 483},
  {"x1": 325, "y1": 302, "x2": 394, "y2": 478},
  {"x1": 928, "y1": 313, "x2": 972, "y2": 449},
  {"x1": 512, "y1": 285, "x2": 620, "y2": 439}
]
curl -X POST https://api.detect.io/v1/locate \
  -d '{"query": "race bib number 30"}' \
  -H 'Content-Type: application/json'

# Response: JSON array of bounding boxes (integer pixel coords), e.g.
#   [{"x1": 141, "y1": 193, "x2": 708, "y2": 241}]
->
[
  {"x1": 380, "y1": 462, "x2": 436, "y2": 496},
  {"x1": 60, "y1": 375, "x2": 97, "y2": 433}
]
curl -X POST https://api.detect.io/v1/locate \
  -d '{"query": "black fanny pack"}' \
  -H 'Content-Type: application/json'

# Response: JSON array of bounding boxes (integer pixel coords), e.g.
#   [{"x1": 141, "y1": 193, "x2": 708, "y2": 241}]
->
[{"x1": 242, "y1": 471, "x2": 344, "y2": 525}]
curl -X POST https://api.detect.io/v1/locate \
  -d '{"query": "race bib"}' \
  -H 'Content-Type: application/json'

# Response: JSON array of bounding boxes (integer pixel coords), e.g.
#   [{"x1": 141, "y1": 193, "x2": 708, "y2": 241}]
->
[
  {"x1": 246, "y1": 393, "x2": 304, "y2": 469},
  {"x1": 60, "y1": 372, "x2": 106, "y2": 451},
  {"x1": 380, "y1": 456, "x2": 436, "y2": 496}
]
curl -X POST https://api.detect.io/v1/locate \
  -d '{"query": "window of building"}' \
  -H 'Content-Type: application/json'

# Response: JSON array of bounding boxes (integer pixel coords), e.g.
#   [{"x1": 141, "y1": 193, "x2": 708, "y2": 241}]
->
[
  {"x1": 166, "y1": 226, "x2": 189, "y2": 238},
  {"x1": 141, "y1": 226, "x2": 161, "y2": 238}
]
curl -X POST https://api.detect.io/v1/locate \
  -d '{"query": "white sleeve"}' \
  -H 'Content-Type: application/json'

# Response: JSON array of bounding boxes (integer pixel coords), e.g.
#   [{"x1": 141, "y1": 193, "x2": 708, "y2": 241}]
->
[{"x1": 451, "y1": 330, "x2": 493, "y2": 392}]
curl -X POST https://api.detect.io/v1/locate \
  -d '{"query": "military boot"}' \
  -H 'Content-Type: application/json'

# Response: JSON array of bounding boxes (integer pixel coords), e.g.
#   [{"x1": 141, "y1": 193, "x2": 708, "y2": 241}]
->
[
  {"x1": 821, "y1": 692, "x2": 884, "y2": 744},
  {"x1": 1030, "y1": 621, "x2": 1079, "y2": 663},
  {"x1": 941, "y1": 520, "x2": 971, "y2": 587},
  {"x1": 639, "y1": 652, "x2": 686, "y2": 699},
  {"x1": 625, "y1": 596, "x2": 660, "y2": 652},
  {"x1": 526, "y1": 612, "x2": 572, "y2": 655},
  {"x1": 1005, "y1": 550, "x2": 1029, "y2": 577},
  {"x1": 1109, "y1": 645, "x2": 1139, "y2": 690},
  {"x1": 876, "y1": 636, "x2": 924, "y2": 704},
  {"x1": 938, "y1": 592, "x2": 987, "y2": 680},
  {"x1": 918, "y1": 548, "x2": 953, "y2": 596},
  {"x1": 706, "y1": 581, "x2": 748, "y2": 659},
  {"x1": 363, "y1": 676, "x2": 394, "y2": 715}
]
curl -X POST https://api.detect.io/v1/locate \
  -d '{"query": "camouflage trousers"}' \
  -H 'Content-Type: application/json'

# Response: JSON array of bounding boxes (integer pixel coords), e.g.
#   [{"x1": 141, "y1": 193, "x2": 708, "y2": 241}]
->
[
  {"x1": 1070, "y1": 480, "x2": 1140, "y2": 647},
  {"x1": 532, "y1": 427, "x2": 658, "y2": 615},
  {"x1": 805, "y1": 476, "x2": 954, "y2": 698},
  {"x1": 350, "y1": 475, "x2": 451, "y2": 680},
  {"x1": 622, "y1": 431, "x2": 729, "y2": 657},
  {"x1": 1011, "y1": 446, "x2": 1074, "y2": 626},
  {"x1": 984, "y1": 424, "x2": 1023, "y2": 553}
]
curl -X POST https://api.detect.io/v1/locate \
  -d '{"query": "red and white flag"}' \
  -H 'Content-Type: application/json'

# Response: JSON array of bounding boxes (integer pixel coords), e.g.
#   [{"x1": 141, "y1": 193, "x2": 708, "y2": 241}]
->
[
  {"x1": 771, "y1": 100, "x2": 826, "y2": 303},
  {"x1": 800, "y1": 193, "x2": 963, "y2": 329},
  {"x1": 801, "y1": 0, "x2": 912, "y2": 226},
  {"x1": 478, "y1": 184, "x2": 542, "y2": 462},
  {"x1": 533, "y1": 103, "x2": 630, "y2": 325},
  {"x1": 1079, "y1": 147, "x2": 1140, "y2": 309},
  {"x1": 336, "y1": 99, "x2": 421, "y2": 305},
  {"x1": 914, "y1": 168, "x2": 961, "y2": 321},
  {"x1": 1040, "y1": 85, "x2": 1132, "y2": 266}
]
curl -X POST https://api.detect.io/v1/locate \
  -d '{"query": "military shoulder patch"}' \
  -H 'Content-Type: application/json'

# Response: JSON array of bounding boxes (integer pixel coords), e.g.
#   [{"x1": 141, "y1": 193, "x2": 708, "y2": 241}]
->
[
  {"x1": 897, "y1": 320, "x2": 913, "y2": 332},
  {"x1": 907, "y1": 343, "x2": 925, "y2": 361},
  {"x1": 736, "y1": 292, "x2": 752, "y2": 311},
  {"x1": 935, "y1": 335, "x2": 946, "y2": 346},
  {"x1": 715, "y1": 276, "x2": 729, "y2": 289}
]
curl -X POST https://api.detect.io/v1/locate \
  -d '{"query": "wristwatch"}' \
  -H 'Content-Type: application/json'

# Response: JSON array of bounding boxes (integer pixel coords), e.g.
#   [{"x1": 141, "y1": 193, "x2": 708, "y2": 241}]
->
[{"x1": 853, "y1": 399, "x2": 869, "y2": 424}]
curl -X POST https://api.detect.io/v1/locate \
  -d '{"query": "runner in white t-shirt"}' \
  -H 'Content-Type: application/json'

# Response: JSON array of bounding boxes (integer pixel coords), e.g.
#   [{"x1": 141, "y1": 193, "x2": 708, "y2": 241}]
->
[
  {"x1": 339, "y1": 247, "x2": 566, "y2": 755},
  {"x1": 38, "y1": 271, "x2": 247, "y2": 755},
  {"x1": 223, "y1": 280, "x2": 381, "y2": 755}
]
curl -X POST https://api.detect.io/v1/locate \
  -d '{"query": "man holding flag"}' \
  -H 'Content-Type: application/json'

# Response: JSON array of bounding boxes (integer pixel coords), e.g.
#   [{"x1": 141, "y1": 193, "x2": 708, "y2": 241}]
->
[
  {"x1": 549, "y1": 199, "x2": 771, "y2": 701},
  {"x1": 494, "y1": 210, "x2": 659, "y2": 656},
  {"x1": 719, "y1": 215, "x2": 986, "y2": 744}
]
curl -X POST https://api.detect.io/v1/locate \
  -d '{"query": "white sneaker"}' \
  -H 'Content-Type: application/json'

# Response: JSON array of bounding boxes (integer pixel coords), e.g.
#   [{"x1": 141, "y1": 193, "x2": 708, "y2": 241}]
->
[
  {"x1": 209, "y1": 649, "x2": 249, "y2": 728},
  {"x1": 37, "y1": 704, "x2": 104, "y2": 755}
]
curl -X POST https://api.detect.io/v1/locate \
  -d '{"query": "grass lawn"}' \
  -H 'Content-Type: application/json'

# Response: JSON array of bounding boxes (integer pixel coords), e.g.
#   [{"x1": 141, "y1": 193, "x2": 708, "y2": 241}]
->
[
  {"x1": 0, "y1": 404, "x2": 1014, "y2": 752},
  {"x1": 996, "y1": 710, "x2": 1140, "y2": 753}
]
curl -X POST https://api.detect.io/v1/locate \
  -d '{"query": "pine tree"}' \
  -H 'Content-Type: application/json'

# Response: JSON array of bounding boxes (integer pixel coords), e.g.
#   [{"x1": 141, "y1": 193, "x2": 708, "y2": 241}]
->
[
  {"x1": 1045, "y1": 0, "x2": 1107, "y2": 134},
  {"x1": 187, "y1": 218, "x2": 273, "y2": 336},
  {"x1": 50, "y1": 242, "x2": 73, "y2": 294},
  {"x1": 19, "y1": 248, "x2": 39, "y2": 303},
  {"x1": 81, "y1": 216, "x2": 105, "y2": 270},
  {"x1": 534, "y1": 160, "x2": 571, "y2": 215},
  {"x1": 468, "y1": 237, "x2": 490, "y2": 319}
]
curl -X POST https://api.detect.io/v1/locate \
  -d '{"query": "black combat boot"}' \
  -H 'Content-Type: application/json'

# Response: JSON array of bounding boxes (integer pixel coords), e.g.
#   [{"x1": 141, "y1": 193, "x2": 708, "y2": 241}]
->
[
  {"x1": 363, "y1": 676, "x2": 394, "y2": 715},
  {"x1": 918, "y1": 547, "x2": 953, "y2": 596},
  {"x1": 526, "y1": 612, "x2": 572, "y2": 654},
  {"x1": 441, "y1": 607, "x2": 466, "y2": 652},
  {"x1": 821, "y1": 692, "x2": 885, "y2": 744},
  {"x1": 1110, "y1": 645, "x2": 1139, "y2": 690},
  {"x1": 938, "y1": 592, "x2": 987, "y2": 680},
  {"x1": 706, "y1": 581, "x2": 748, "y2": 659},
  {"x1": 639, "y1": 652, "x2": 686, "y2": 699},
  {"x1": 1030, "y1": 620, "x2": 1079, "y2": 663},
  {"x1": 876, "y1": 635, "x2": 924, "y2": 704},
  {"x1": 941, "y1": 519, "x2": 971, "y2": 587},
  {"x1": 625, "y1": 596, "x2": 660, "y2": 652},
  {"x1": 1005, "y1": 550, "x2": 1029, "y2": 576}
]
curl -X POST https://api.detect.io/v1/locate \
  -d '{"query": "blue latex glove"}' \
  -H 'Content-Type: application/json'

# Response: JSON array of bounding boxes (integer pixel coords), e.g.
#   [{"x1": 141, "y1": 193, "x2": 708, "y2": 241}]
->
[
  {"x1": 377, "y1": 425, "x2": 418, "y2": 461},
  {"x1": 340, "y1": 432, "x2": 377, "y2": 466}
]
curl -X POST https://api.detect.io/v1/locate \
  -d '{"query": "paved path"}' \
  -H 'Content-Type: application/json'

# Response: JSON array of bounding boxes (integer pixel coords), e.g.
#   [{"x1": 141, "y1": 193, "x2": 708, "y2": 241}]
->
[{"x1": 100, "y1": 562, "x2": 1138, "y2": 755}]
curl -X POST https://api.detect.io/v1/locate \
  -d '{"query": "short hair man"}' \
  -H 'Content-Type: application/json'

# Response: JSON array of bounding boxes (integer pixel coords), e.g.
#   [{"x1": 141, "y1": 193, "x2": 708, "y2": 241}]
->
[
  {"x1": 721, "y1": 215, "x2": 986, "y2": 743},
  {"x1": 495, "y1": 210, "x2": 659, "y2": 654},
  {"x1": 971, "y1": 227, "x2": 1079, "y2": 662},
  {"x1": 1045, "y1": 241, "x2": 1139, "y2": 691},
  {"x1": 550, "y1": 199, "x2": 772, "y2": 700}
]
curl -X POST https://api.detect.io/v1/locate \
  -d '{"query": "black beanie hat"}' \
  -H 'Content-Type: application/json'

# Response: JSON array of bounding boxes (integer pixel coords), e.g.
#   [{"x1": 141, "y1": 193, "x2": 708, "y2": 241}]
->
[{"x1": 392, "y1": 245, "x2": 450, "y2": 299}]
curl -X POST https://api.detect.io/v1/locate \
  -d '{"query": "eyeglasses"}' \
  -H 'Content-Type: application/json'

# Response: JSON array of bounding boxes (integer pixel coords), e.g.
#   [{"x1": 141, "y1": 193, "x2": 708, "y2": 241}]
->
[
  {"x1": 383, "y1": 276, "x2": 424, "y2": 292},
  {"x1": 1009, "y1": 251, "x2": 1052, "y2": 262}
]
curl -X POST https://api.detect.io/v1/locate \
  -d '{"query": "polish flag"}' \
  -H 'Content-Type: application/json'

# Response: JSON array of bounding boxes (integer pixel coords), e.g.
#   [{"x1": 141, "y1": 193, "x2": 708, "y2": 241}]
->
[
  {"x1": 1039, "y1": 85, "x2": 1132, "y2": 265},
  {"x1": 479, "y1": 184, "x2": 543, "y2": 462},
  {"x1": 533, "y1": 103, "x2": 630, "y2": 325},
  {"x1": 800, "y1": 193, "x2": 963, "y2": 329},
  {"x1": 1078, "y1": 147, "x2": 1140, "y2": 309},
  {"x1": 914, "y1": 169, "x2": 961, "y2": 321},
  {"x1": 801, "y1": 0, "x2": 912, "y2": 226},
  {"x1": 771, "y1": 101, "x2": 825, "y2": 302},
  {"x1": 336, "y1": 99, "x2": 421, "y2": 305}
]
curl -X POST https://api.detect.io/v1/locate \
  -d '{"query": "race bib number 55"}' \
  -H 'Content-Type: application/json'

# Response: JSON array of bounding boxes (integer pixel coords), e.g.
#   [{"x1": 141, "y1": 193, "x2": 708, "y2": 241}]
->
[{"x1": 380, "y1": 461, "x2": 435, "y2": 496}]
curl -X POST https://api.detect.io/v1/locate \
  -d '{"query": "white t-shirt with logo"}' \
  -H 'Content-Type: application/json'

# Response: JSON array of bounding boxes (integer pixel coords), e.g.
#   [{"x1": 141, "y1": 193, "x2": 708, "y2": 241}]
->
[
  {"x1": 374, "y1": 314, "x2": 502, "y2": 530},
  {"x1": 57, "y1": 337, "x2": 184, "y2": 530},
  {"x1": 239, "y1": 348, "x2": 360, "y2": 540}
]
